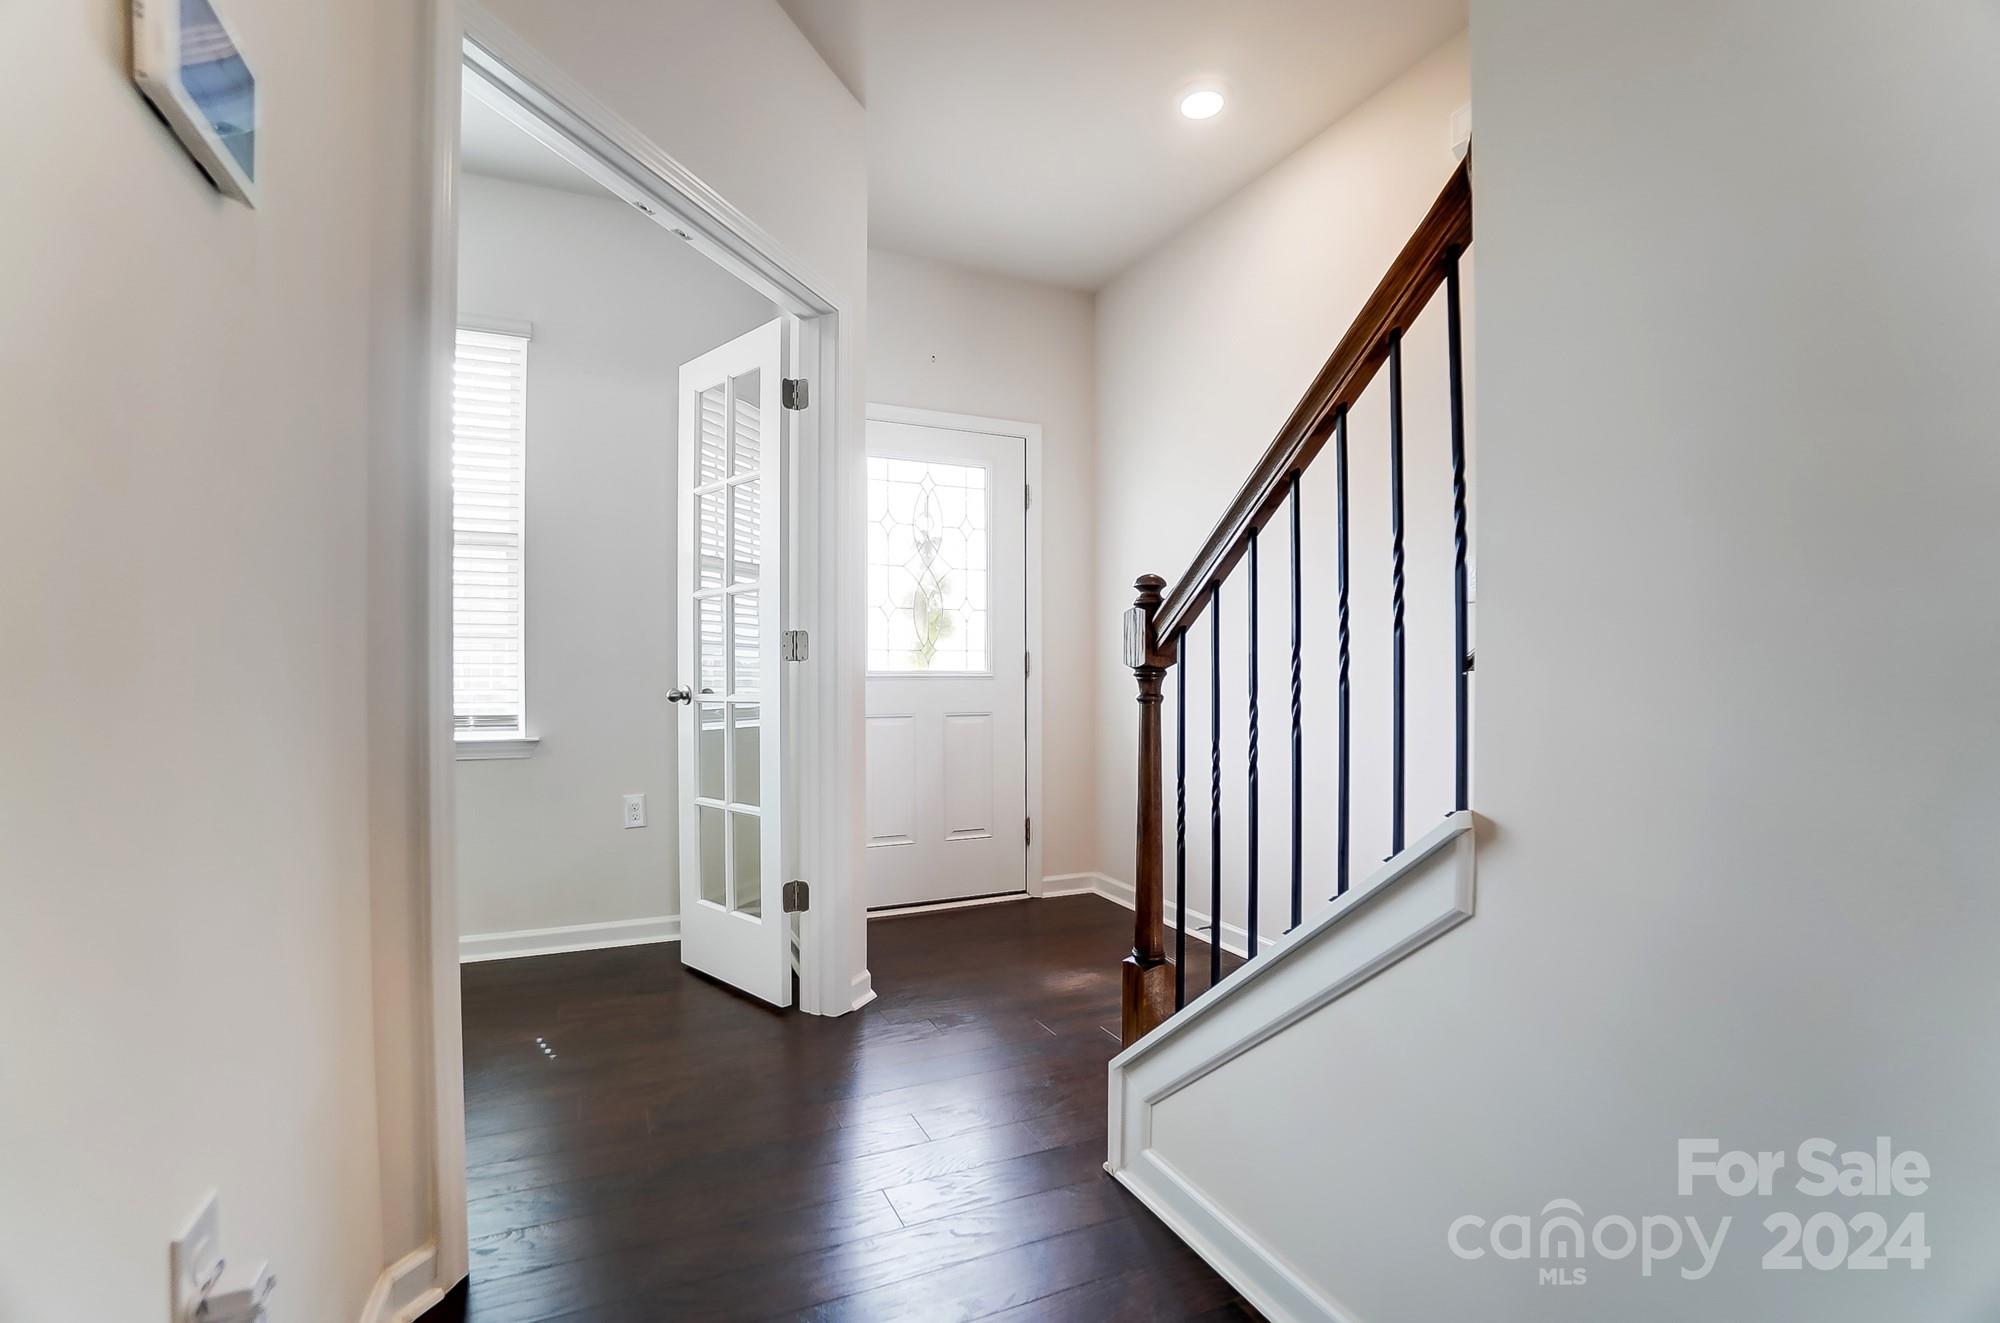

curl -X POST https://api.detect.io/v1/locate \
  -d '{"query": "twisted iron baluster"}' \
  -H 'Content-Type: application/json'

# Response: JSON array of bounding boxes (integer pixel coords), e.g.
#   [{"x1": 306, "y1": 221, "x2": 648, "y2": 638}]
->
[
  {"x1": 1245, "y1": 531, "x2": 1259, "y2": 959},
  {"x1": 1174, "y1": 637, "x2": 1187, "y2": 1011},
  {"x1": 1446, "y1": 247, "x2": 1471, "y2": 813},
  {"x1": 1209, "y1": 590, "x2": 1223, "y2": 990},
  {"x1": 1288, "y1": 473, "x2": 1303, "y2": 930},
  {"x1": 1388, "y1": 330, "x2": 1407, "y2": 856},
  {"x1": 1335, "y1": 408, "x2": 1351, "y2": 898}
]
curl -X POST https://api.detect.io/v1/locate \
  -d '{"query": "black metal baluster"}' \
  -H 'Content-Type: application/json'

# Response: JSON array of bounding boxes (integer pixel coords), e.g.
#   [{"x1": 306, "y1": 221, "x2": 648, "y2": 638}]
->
[
  {"x1": 1209, "y1": 589, "x2": 1223, "y2": 990},
  {"x1": 1445, "y1": 247, "x2": 1471, "y2": 813},
  {"x1": 1288, "y1": 473, "x2": 1303, "y2": 930},
  {"x1": 1174, "y1": 636, "x2": 1187, "y2": 1011},
  {"x1": 1246, "y1": 531, "x2": 1260, "y2": 959},
  {"x1": 1335, "y1": 408, "x2": 1351, "y2": 896},
  {"x1": 1388, "y1": 329, "x2": 1407, "y2": 856}
]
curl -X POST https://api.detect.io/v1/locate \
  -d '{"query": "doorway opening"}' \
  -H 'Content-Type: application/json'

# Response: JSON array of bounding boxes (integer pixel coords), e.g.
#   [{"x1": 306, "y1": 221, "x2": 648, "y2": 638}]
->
[
  {"x1": 419, "y1": 14, "x2": 853, "y2": 1297},
  {"x1": 451, "y1": 73, "x2": 786, "y2": 992}
]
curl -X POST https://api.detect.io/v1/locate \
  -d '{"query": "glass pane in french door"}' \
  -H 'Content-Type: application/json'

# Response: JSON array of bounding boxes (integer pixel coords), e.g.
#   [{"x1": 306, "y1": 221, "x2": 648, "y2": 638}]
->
[
  {"x1": 693, "y1": 370, "x2": 769, "y2": 918},
  {"x1": 697, "y1": 804, "x2": 726, "y2": 907}
]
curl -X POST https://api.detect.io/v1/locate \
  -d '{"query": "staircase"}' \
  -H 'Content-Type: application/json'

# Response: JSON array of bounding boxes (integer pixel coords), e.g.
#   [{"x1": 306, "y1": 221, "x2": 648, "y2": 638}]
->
[{"x1": 1105, "y1": 159, "x2": 1479, "y2": 1323}]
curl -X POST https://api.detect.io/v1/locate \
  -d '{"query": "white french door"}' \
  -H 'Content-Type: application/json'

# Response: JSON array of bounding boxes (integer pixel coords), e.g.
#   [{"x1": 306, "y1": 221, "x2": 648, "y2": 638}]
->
[
  {"x1": 863, "y1": 418, "x2": 1027, "y2": 909},
  {"x1": 675, "y1": 319, "x2": 790, "y2": 1006}
]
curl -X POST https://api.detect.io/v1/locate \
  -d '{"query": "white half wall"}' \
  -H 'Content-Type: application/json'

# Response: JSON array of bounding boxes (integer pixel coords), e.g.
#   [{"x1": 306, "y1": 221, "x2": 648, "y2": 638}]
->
[
  {"x1": 867, "y1": 250, "x2": 1099, "y2": 876},
  {"x1": 1093, "y1": 35, "x2": 1473, "y2": 942},
  {"x1": 453, "y1": 173, "x2": 776, "y2": 946},
  {"x1": 0, "y1": 1, "x2": 428, "y2": 1318}
]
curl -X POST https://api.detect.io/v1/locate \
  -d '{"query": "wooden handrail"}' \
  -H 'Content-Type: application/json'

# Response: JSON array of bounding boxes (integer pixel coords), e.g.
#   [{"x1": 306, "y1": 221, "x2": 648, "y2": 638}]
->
[
  {"x1": 1148, "y1": 158, "x2": 1473, "y2": 657},
  {"x1": 1119, "y1": 158, "x2": 1473, "y2": 1048}
]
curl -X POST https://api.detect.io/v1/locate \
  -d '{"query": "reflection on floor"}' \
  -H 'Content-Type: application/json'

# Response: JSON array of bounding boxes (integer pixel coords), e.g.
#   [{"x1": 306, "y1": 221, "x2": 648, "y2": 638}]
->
[{"x1": 438, "y1": 893, "x2": 1257, "y2": 1321}]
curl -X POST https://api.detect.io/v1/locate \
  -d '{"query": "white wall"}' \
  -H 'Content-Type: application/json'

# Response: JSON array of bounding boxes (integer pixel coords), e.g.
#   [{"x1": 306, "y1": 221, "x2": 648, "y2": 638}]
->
[
  {"x1": 472, "y1": 0, "x2": 872, "y2": 1014},
  {"x1": 1144, "y1": 2, "x2": 2000, "y2": 1318},
  {"x1": 454, "y1": 173, "x2": 776, "y2": 943},
  {"x1": 1093, "y1": 36, "x2": 1472, "y2": 941},
  {"x1": 867, "y1": 250, "x2": 1098, "y2": 879},
  {"x1": 0, "y1": 0, "x2": 427, "y2": 1318}
]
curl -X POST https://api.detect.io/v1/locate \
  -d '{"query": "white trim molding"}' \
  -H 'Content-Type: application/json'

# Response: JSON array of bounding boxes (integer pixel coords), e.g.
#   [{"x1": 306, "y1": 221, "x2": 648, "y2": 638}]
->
[
  {"x1": 867, "y1": 890, "x2": 1031, "y2": 920},
  {"x1": 1037, "y1": 871, "x2": 1113, "y2": 899},
  {"x1": 1041, "y1": 873, "x2": 1278, "y2": 962},
  {"x1": 865, "y1": 402, "x2": 1047, "y2": 903},
  {"x1": 849, "y1": 968, "x2": 876, "y2": 1011},
  {"x1": 1105, "y1": 811, "x2": 1480, "y2": 1323},
  {"x1": 412, "y1": 1, "x2": 864, "y2": 1299},
  {"x1": 453, "y1": 735, "x2": 540, "y2": 761},
  {"x1": 358, "y1": 1242, "x2": 442, "y2": 1323},
  {"x1": 459, "y1": 914, "x2": 680, "y2": 963}
]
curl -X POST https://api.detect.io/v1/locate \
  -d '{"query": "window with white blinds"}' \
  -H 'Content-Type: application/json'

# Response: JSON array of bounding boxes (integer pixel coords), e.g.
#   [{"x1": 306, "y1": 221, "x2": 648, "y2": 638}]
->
[{"x1": 452, "y1": 327, "x2": 529, "y2": 739}]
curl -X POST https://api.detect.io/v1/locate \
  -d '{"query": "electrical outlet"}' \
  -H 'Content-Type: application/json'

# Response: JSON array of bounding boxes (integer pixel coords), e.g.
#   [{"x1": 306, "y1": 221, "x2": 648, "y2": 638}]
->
[
  {"x1": 623, "y1": 794, "x2": 647, "y2": 829},
  {"x1": 170, "y1": 1191, "x2": 222, "y2": 1322}
]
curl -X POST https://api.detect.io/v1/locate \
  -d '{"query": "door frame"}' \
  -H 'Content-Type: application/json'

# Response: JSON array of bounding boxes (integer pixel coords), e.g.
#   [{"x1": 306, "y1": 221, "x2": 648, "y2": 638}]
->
[
  {"x1": 415, "y1": 0, "x2": 858, "y2": 1295},
  {"x1": 864, "y1": 404, "x2": 1045, "y2": 898}
]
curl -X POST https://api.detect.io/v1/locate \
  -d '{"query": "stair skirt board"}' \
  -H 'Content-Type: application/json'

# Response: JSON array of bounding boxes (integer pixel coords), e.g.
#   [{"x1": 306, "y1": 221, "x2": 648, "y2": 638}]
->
[
  {"x1": 1040, "y1": 873, "x2": 1280, "y2": 962},
  {"x1": 357, "y1": 1241, "x2": 443, "y2": 1323},
  {"x1": 1104, "y1": 812, "x2": 1478, "y2": 1323},
  {"x1": 458, "y1": 915, "x2": 680, "y2": 963}
]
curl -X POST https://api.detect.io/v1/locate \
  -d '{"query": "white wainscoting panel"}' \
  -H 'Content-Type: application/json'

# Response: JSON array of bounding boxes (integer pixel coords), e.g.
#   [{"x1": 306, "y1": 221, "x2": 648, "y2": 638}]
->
[{"x1": 1105, "y1": 812, "x2": 1479, "y2": 1323}]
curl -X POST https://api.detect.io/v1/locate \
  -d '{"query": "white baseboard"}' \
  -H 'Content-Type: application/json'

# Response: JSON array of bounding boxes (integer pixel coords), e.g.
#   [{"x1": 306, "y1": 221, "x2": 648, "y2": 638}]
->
[
  {"x1": 1038, "y1": 870, "x2": 1115, "y2": 898},
  {"x1": 867, "y1": 890, "x2": 1030, "y2": 919},
  {"x1": 1105, "y1": 812, "x2": 1480, "y2": 1323},
  {"x1": 393, "y1": 1289, "x2": 446, "y2": 1323},
  {"x1": 849, "y1": 968, "x2": 876, "y2": 1011},
  {"x1": 359, "y1": 1243, "x2": 441, "y2": 1323},
  {"x1": 1042, "y1": 872, "x2": 1275, "y2": 961},
  {"x1": 1112, "y1": 1150, "x2": 1365, "y2": 1323},
  {"x1": 458, "y1": 914, "x2": 680, "y2": 963}
]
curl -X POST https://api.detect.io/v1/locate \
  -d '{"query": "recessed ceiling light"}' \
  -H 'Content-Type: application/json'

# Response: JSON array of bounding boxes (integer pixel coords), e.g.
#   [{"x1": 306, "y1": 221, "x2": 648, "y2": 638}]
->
[{"x1": 1180, "y1": 88, "x2": 1225, "y2": 121}]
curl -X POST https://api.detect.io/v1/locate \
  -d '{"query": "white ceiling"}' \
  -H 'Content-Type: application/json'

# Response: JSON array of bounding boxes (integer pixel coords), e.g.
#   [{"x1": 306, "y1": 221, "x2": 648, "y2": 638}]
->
[
  {"x1": 459, "y1": 84, "x2": 608, "y2": 197},
  {"x1": 783, "y1": 0, "x2": 1467, "y2": 289}
]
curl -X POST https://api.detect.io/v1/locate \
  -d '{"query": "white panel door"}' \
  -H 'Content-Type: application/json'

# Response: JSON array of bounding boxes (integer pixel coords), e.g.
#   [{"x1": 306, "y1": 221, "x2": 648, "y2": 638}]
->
[
  {"x1": 864, "y1": 420, "x2": 1026, "y2": 908},
  {"x1": 675, "y1": 319, "x2": 789, "y2": 1006}
]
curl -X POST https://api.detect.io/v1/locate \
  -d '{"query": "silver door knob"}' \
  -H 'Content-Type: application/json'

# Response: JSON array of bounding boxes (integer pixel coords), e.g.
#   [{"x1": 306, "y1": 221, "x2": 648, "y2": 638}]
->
[{"x1": 667, "y1": 687, "x2": 692, "y2": 704}]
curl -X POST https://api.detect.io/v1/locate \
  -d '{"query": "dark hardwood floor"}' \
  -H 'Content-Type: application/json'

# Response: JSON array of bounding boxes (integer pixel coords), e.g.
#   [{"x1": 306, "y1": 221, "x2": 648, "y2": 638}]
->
[{"x1": 435, "y1": 894, "x2": 1256, "y2": 1322}]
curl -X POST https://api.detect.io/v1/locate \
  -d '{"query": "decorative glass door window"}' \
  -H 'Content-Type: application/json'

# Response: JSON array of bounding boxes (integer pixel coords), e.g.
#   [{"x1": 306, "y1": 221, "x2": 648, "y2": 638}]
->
[{"x1": 867, "y1": 457, "x2": 988, "y2": 672}]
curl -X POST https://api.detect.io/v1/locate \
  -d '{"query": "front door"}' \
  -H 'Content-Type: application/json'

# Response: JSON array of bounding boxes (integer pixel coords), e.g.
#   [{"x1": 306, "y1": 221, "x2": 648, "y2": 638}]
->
[
  {"x1": 864, "y1": 417, "x2": 1028, "y2": 909},
  {"x1": 675, "y1": 319, "x2": 790, "y2": 1005}
]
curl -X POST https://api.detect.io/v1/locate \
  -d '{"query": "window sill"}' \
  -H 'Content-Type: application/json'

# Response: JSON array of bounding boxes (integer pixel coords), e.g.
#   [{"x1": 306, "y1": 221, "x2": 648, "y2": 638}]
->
[{"x1": 455, "y1": 736, "x2": 540, "y2": 761}]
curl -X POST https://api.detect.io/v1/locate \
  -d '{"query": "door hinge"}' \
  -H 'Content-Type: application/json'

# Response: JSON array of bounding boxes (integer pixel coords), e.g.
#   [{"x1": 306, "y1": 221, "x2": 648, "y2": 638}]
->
[
  {"x1": 783, "y1": 879, "x2": 810, "y2": 913},
  {"x1": 782, "y1": 629, "x2": 810, "y2": 661},
  {"x1": 781, "y1": 378, "x2": 810, "y2": 411},
  {"x1": 1024, "y1": 650, "x2": 1031, "y2": 678},
  {"x1": 1024, "y1": 483, "x2": 1031, "y2": 511},
  {"x1": 1024, "y1": 817, "x2": 1032, "y2": 846}
]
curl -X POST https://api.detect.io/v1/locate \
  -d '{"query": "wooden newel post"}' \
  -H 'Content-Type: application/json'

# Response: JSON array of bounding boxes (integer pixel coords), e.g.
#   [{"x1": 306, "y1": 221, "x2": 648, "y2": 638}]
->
[{"x1": 1121, "y1": 574, "x2": 1173, "y2": 1046}]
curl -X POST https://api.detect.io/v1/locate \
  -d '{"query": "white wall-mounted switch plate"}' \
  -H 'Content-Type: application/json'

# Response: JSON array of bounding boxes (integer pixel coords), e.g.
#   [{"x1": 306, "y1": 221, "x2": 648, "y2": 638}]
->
[
  {"x1": 623, "y1": 794, "x2": 647, "y2": 829},
  {"x1": 170, "y1": 1191, "x2": 223, "y2": 1322}
]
